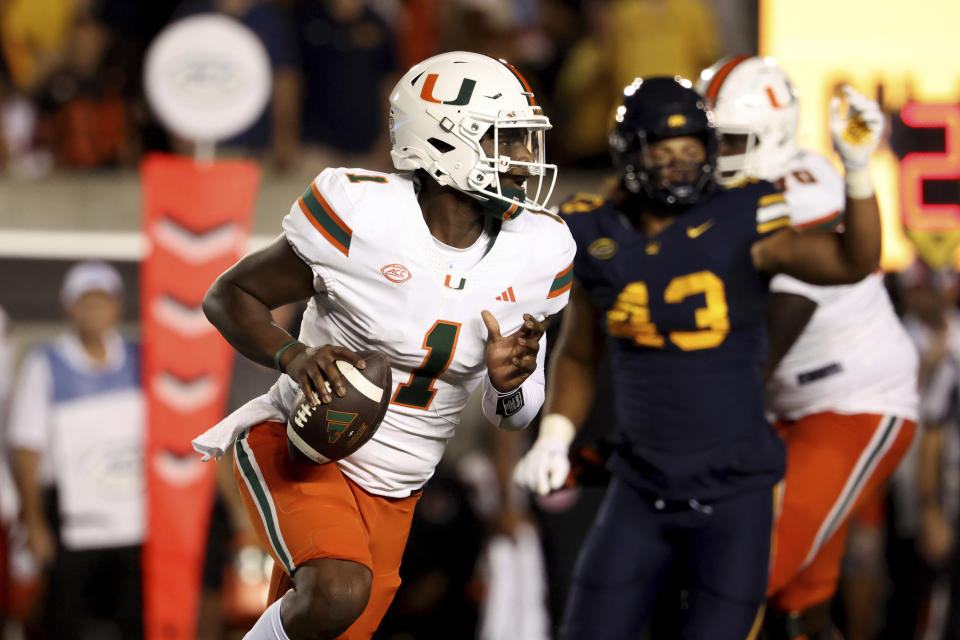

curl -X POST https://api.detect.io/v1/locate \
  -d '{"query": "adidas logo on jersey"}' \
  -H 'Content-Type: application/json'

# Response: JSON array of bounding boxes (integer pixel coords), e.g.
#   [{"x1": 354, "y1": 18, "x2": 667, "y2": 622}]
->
[
  {"x1": 496, "y1": 287, "x2": 517, "y2": 302},
  {"x1": 293, "y1": 403, "x2": 314, "y2": 429}
]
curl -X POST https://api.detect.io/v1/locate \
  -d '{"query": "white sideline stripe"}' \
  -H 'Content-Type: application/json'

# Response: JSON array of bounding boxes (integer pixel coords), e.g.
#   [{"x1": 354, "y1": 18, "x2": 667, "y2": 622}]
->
[
  {"x1": 801, "y1": 415, "x2": 901, "y2": 568},
  {"x1": 286, "y1": 423, "x2": 332, "y2": 464},
  {"x1": 336, "y1": 360, "x2": 383, "y2": 403},
  {"x1": 235, "y1": 435, "x2": 294, "y2": 573},
  {"x1": 0, "y1": 229, "x2": 273, "y2": 260}
]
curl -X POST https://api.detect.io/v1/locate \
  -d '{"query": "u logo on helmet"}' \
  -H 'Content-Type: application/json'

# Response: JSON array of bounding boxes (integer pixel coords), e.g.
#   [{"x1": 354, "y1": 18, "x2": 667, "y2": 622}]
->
[{"x1": 420, "y1": 74, "x2": 477, "y2": 106}]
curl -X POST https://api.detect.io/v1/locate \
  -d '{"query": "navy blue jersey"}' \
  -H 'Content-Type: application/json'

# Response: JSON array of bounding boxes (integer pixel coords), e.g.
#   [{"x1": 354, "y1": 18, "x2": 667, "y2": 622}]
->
[{"x1": 561, "y1": 183, "x2": 792, "y2": 500}]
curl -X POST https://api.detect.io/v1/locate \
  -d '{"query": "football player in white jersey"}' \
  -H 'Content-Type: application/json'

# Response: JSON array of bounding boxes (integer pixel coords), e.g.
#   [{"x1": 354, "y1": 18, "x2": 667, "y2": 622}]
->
[
  {"x1": 192, "y1": 51, "x2": 576, "y2": 640},
  {"x1": 698, "y1": 56, "x2": 919, "y2": 638}
]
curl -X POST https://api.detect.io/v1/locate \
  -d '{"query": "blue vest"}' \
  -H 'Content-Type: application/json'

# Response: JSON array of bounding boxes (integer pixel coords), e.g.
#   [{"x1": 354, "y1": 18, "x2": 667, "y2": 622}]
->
[{"x1": 44, "y1": 340, "x2": 140, "y2": 404}]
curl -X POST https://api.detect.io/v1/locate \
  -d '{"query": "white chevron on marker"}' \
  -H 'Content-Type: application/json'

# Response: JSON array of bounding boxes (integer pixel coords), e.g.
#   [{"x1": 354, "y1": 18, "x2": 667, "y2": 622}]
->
[
  {"x1": 152, "y1": 450, "x2": 208, "y2": 486},
  {"x1": 152, "y1": 295, "x2": 214, "y2": 337},
  {"x1": 153, "y1": 218, "x2": 243, "y2": 263},
  {"x1": 153, "y1": 372, "x2": 219, "y2": 412}
]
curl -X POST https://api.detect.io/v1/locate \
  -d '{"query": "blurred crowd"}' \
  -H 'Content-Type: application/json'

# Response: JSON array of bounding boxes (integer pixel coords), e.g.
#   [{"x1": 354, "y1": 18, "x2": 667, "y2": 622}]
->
[
  {"x1": 3, "y1": 261, "x2": 960, "y2": 640},
  {"x1": 0, "y1": 0, "x2": 740, "y2": 177}
]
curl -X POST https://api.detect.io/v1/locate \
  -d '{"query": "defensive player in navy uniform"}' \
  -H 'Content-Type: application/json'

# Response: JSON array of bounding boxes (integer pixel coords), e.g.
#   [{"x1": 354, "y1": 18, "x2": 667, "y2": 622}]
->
[{"x1": 513, "y1": 77, "x2": 886, "y2": 638}]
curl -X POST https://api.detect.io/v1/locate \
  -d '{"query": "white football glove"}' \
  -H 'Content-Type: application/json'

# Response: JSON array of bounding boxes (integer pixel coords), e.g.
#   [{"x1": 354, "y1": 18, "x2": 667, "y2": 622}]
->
[
  {"x1": 513, "y1": 414, "x2": 576, "y2": 496},
  {"x1": 829, "y1": 85, "x2": 884, "y2": 171}
]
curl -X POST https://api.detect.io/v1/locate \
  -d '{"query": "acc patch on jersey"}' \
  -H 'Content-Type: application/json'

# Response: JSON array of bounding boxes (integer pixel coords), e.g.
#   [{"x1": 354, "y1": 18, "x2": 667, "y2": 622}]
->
[{"x1": 588, "y1": 237, "x2": 618, "y2": 260}]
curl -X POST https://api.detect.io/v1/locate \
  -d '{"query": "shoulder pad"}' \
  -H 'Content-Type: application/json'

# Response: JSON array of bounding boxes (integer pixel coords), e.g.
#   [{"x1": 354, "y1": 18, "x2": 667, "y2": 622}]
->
[
  {"x1": 559, "y1": 192, "x2": 605, "y2": 216},
  {"x1": 754, "y1": 184, "x2": 791, "y2": 235},
  {"x1": 784, "y1": 152, "x2": 845, "y2": 230},
  {"x1": 293, "y1": 168, "x2": 356, "y2": 257}
]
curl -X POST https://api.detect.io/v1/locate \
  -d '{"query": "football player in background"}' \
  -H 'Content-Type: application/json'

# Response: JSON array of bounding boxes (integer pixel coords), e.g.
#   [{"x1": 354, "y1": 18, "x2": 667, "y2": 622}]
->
[
  {"x1": 192, "y1": 51, "x2": 576, "y2": 640},
  {"x1": 513, "y1": 76, "x2": 885, "y2": 638},
  {"x1": 699, "y1": 56, "x2": 918, "y2": 639}
]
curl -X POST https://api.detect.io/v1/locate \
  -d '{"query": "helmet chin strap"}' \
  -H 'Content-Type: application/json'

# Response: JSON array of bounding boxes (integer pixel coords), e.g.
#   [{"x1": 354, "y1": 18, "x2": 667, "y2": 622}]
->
[{"x1": 478, "y1": 183, "x2": 527, "y2": 220}]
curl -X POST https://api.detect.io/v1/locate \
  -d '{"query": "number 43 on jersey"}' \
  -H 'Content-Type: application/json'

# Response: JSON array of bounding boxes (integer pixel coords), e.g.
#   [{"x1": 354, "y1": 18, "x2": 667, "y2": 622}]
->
[{"x1": 607, "y1": 270, "x2": 730, "y2": 351}]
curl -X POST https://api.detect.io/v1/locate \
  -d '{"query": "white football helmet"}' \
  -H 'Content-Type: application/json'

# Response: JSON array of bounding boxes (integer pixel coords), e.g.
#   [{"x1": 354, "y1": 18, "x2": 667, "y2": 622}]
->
[
  {"x1": 389, "y1": 51, "x2": 557, "y2": 219},
  {"x1": 695, "y1": 56, "x2": 800, "y2": 186}
]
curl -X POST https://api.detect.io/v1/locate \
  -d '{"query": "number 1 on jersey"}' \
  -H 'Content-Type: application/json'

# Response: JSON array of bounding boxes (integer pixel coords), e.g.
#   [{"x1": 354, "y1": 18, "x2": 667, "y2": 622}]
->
[{"x1": 391, "y1": 321, "x2": 461, "y2": 410}]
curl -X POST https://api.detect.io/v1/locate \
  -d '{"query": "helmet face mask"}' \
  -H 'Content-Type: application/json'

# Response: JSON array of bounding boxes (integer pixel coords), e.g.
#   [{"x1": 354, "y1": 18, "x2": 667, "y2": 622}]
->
[
  {"x1": 696, "y1": 56, "x2": 800, "y2": 186},
  {"x1": 389, "y1": 52, "x2": 557, "y2": 219},
  {"x1": 716, "y1": 129, "x2": 760, "y2": 184},
  {"x1": 642, "y1": 136, "x2": 712, "y2": 205},
  {"x1": 611, "y1": 77, "x2": 718, "y2": 209}
]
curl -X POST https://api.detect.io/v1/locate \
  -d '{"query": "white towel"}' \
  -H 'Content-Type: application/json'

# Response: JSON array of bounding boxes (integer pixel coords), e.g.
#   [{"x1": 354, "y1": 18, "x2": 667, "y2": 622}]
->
[{"x1": 191, "y1": 390, "x2": 287, "y2": 461}]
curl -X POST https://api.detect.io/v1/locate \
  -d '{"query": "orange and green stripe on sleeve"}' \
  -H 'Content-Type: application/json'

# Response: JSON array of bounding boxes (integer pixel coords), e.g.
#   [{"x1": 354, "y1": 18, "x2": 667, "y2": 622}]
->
[
  {"x1": 297, "y1": 181, "x2": 353, "y2": 256},
  {"x1": 796, "y1": 210, "x2": 843, "y2": 232},
  {"x1": 547, "y1": 262, "x2": 574, "y2": 299}
]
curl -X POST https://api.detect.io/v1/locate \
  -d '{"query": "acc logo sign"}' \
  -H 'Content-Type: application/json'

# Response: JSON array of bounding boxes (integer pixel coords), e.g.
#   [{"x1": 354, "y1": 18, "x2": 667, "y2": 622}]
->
[
  {"x1": 144, "y1": 15, "x2": 271, "y2": 142},
  {"x1": 381, "y1": 264, "x2": 411, "y2": 283}
]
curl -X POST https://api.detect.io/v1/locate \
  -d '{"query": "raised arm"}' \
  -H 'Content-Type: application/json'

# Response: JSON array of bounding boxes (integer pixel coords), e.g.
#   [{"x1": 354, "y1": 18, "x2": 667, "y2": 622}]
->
[{"x1": 752, "y1": 86, "x2": 884, "y2": 284}]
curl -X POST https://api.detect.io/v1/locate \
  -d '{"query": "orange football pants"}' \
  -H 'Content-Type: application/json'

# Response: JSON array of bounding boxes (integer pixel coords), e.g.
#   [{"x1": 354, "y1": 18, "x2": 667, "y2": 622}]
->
[
  {"x1": 233, "y1": 422, "x2": 420, "y2": 639},
  {"x1": 767, "y1": 412, "x2": 915, "y2": 612}
]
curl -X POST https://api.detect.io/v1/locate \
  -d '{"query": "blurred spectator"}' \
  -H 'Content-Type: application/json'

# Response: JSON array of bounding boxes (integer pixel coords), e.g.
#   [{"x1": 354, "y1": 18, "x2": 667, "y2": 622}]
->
[
  {"x1": 174, "y1": 0, "x2": 300, "y2": 168},
  {"x1": 8, "y1": 261, "x2": 144, "y2": 640},
  {"x1": 0, "y1": 0, "x2": 78, "y2": 96},
  {"x1": 553, "y1": 0, "x2": 722, "y2": 164},
  {"x1": 891, "y1": 263, "x2": 960, "y2": 640},
  {"x1": 396, "y1": 0, "x2": 446, "y2": 70},
  {"x1": 551, "y1": 0, "x2": 615, "y2": 166},
  {"x1": 296, "y1": 0, "x2": 396, "y2": 165},
  {"x1": 0, "y1": 306, "x2": 13, "y2": 636},
  {"x1": 1, "y1": 63, "x2": 54, "y2": 178},
  {"x1": 32, "y1": 10, "x2": 134, "y2": 169},
  {"x1": 838, "y1": 495, "x2": 889, "y2": 640},
  {"x1": 92, "y1": 1, "x2": 181, "y2": 156},
  {"x1": 441, "y1": 0, "x2": 519, "y2": 62}
]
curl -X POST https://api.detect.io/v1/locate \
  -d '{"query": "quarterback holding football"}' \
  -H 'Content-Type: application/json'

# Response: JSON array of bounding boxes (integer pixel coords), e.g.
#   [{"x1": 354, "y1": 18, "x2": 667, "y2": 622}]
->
[{"x1": 192, "y1": 51, "x2": 575, "y2": 640}]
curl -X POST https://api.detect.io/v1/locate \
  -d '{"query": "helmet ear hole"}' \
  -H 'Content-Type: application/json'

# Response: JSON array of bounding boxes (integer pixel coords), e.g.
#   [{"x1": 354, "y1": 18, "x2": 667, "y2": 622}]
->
[{"x1": 428, "y1": 138, "x2": 455, "y2": 153}]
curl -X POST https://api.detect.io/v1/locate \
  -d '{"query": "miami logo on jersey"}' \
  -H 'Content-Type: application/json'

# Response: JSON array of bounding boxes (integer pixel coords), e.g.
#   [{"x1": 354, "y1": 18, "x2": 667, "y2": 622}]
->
[{"x1": 444, "y1": 274, "x2": 466, "y2": 290}]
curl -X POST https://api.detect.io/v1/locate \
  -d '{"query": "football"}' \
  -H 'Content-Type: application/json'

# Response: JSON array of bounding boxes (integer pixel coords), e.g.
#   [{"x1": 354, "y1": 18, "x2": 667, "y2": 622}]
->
[{"x1": 286, "y1": 349, "x2": 392, "y2": 464}]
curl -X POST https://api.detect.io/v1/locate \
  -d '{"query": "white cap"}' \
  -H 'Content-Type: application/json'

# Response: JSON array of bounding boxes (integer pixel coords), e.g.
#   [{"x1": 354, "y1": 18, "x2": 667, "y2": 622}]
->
[{"x1": 60, "y1": 261, "x2": 124, "y2": 307}]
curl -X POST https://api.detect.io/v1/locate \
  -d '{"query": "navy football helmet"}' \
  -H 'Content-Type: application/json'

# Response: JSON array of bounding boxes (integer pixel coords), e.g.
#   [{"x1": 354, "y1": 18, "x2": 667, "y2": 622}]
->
[{"x1": 609, "y1": 76, "x2": 718, "y2": 207}]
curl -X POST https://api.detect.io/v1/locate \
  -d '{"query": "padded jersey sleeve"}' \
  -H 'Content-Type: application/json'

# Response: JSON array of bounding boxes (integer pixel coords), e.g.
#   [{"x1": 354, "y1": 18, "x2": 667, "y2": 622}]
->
[
  {"x1": 770, "y1": 159, "x2": 848, "y2": 301},
  {"x1": 558, "y1": 192, "x2": 607, "y2": 295},
  {"x1": 540, "y1": 216, "x2": 578, "y2": 317},
  {"x1": 753, "y1": 182, "x2": 792, "y2": 239},
  {"x1": 783, "y1": 152, "x2": 846, "y2": 231},
  {"x1": 282, "y1": 168, "x2": 359, "y2": 293}
]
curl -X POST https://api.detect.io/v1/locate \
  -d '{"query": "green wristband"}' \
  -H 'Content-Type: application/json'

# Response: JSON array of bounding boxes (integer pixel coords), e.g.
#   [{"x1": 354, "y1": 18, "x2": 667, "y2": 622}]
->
[{"x1": 273, "y1": 340, "x2": 301, "y2": 372}]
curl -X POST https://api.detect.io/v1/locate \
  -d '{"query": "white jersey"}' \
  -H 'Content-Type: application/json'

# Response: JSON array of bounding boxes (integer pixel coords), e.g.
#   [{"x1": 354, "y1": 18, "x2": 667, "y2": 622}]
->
[
  {"x1": 766, "y1": 150, "x2": 919, "y2": 421},
  {"x1": 230, "y1": 168, "x2": 574, "y2": 497}
]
